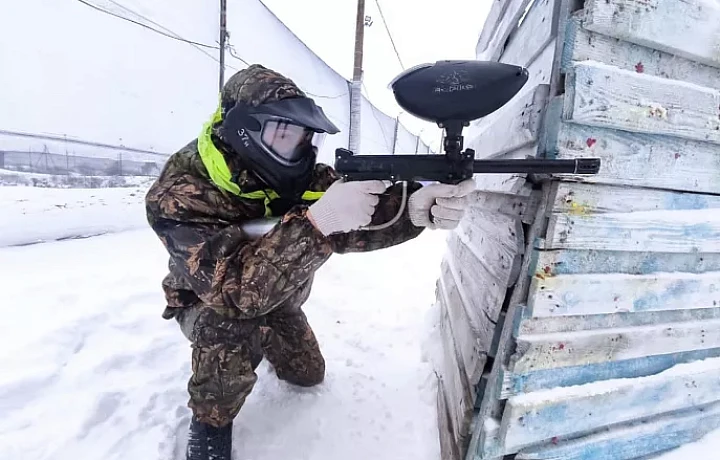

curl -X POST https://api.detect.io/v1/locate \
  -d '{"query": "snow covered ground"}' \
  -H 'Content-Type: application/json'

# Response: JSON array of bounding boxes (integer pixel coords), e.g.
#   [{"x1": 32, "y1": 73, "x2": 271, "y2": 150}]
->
[
  {"x1": 3, "y1": 181, "x2": 720, "y2": 460},
  {"x1": 0, "y1": 183, "x2": 445, "y2": 460}
]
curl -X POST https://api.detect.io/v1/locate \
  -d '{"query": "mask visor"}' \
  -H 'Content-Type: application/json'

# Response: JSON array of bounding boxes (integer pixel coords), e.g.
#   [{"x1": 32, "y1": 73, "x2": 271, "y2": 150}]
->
[{"x1": 261, "y1": 119, "x2": 323, "y2": 162}]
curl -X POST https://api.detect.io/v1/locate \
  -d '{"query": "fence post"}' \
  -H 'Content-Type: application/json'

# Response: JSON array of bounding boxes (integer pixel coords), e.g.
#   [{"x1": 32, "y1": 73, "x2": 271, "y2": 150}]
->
[{"x1": 392, "y1": 117, "x2": 399, "y2": 154}]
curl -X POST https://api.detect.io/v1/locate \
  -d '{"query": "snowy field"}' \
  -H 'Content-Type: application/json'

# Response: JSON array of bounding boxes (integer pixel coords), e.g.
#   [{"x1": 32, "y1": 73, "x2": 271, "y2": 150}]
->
[{"x1": 0, "y1": 183, "x2": 445, "y2": 460}]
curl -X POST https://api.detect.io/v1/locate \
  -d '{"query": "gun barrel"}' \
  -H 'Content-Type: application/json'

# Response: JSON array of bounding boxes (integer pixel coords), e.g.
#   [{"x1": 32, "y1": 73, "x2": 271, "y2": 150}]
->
[{"x1": 472, "y1": 158, "x2": 600, "y2": 175}]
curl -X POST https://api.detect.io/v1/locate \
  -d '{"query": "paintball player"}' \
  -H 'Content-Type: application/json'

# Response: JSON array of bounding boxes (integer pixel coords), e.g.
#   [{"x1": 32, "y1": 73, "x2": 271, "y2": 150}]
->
[{"x1": 145, "y1": 64, "x2": 475, "y2": 460}]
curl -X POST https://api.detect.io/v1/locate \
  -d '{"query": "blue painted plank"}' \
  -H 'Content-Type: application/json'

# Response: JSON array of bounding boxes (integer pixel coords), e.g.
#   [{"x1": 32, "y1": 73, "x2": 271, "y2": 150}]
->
[
  {"x1": 503, "y1": 347, "x2": 720, "y2": 398},
  {"x1": 529, "y1": 248, "x2": 720, "y2": 277},
  {"x1": 518, "y1": 307, "x2": 720, "y2": 335},
  {"x1": 499, "y1": 356, "x2": 720, "y2": 452},
  {"x1": 545, "y1": 116, "x2": 720, "y2": 195},
  {"x1": 545, "y1": 209, "x2": 720, "y2": 253},
  {"x1": 516, "y1": 401, "x2": 720, "y2": 460},
  {"x1": 562, "y1": 12, "x2": 720, "y2": 89}
]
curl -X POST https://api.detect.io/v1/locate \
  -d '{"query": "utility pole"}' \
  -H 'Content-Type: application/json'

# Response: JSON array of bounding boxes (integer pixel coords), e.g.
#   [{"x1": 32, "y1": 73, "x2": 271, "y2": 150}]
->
[
  {"x1": 219, "y1": 0, "x2": 228, "y2": 92},
  {"x1": 348, "y1": 0, "x2": 366, "y2": 154}
]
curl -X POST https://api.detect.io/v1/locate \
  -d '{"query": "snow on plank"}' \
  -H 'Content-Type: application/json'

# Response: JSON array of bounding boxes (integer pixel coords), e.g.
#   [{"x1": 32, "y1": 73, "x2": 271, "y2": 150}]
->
[
  {"x1": 562, "y1": 13, "x2": 720, "y2": 89},
  {"x1": 510, "y1": 316, "x2": 720, "y2": 373},
  {"x1": 526, "y1": 271, "x2": 720, "y2": 317},
  {"x1": 550, "y1": 181, "x2": 720, "y2": 216},
  {"x1": 543, "y1": 208, "x2": 720, "y2": 253},
  {"x1": 497, "y1": 356, "x2": 720, "y2": 453},
  {"x1": 545, "y1": 103, "x2": 720, "y2": 194},
  {"x1": 563, "y1": 61, "x2": 720, "y2": 145},
  {"x1": 502, "y1": 345, "x2": 720, "y2": 398},
  {"x1": 583, "y1": 0, "x2": 720, "y2": 70},
  {"x1": 515, "y1": 400, "x2": 720, "y2": 460}
]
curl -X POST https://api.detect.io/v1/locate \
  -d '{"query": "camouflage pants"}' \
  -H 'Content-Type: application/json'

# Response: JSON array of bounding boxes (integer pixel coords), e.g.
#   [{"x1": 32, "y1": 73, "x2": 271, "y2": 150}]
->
[{"x1": 176, "y1": 303, "x2": 325, "y2": 427}]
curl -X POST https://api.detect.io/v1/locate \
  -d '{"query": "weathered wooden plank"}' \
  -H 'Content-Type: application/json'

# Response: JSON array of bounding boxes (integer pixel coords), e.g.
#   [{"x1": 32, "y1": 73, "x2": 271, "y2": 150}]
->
[
  {"x1": 583, "y1": 0, "x2": 720, "y2": 70},
  {"x1": 546, "y1": 113, "x2": 720, "y2": 194},
  {"x1": 478, "y1": 0, "x2": 535, "y2": 62},
  {"x1": 525, "y1": 38, "x2": 556, "y2": 89},
  {"x1": 527, "y1": 271, "x2": 720, "y2": 317},
  {"x1": 468, "y1": 84, "x2": 550, "y2": 159},
  {"x1": 500, "y1": 0, "x2": 560, "y2": 68},
  {"x1": 550, "y1": 182, "x2": 720, "y2": 216},
  {"x1": 445, "y1": 240, "x2": 507, "y2": 333},
  {"x1": 531, "y1": 247, "x2": 720, "y2": 276},
  {"x1": 439, "y1": 256, "x2": 491, "y2": 384},
  {"x1": 562, "y1": 12, "x2": 720, "y2": 89},
  {"x1": 456, "y1": 207, "x2": 523, "y2": 283},
  {"x1": 476, "y1": 0, "x2": 513, "y2": 59},
  {"x1": 469, "y1": 189, "x2": 540, "y2": 224},
  {"x1": 516, "y1": 401, "x2": 720, "y2": 460},
  {"x1": 544, "y1": 209, "x2": 720, "y2": 253},
  {"x1": 467, "y1": 36, "x2": 555, "y2": 157},
  {"x1": 438, "y1": 294, "x2": 475, "y2": 454},
  {"x1": 502, "y1": 346, "x2": 720, "y2": 398},
  {"x1": 470, "y1": 185, "x2": 555, "y2": 460},
  {"x1": 519, "y1": 307, "x2": 720, "y2": 335},
  {"x1": 563, "y1": 61, "x2": 720, "y2": 145},
  {"x1": 473, "y1": 145, "x2": 534, "y2": 195},
  {"x1": 437, "y1": 377, "x2": 462, "y2": 460},
  {"x1": 498, "y1": 356, "x2": 720, "y2": 452},
  {"x1": 511, "y1": 317, "x2": 720, "y2": 373}
]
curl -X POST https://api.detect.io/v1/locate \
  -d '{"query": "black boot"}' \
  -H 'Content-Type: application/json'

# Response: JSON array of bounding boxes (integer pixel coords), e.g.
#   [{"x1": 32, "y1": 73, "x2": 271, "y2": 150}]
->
[{"x1": 186, "y1": 416, "x2": 232, "y2": 460}]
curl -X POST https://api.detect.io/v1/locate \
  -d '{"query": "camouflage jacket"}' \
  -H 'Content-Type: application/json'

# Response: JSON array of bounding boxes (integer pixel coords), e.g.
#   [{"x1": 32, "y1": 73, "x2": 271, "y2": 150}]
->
[{"x1": 145, "y1": 139, "x2": 425, "y2": 320}]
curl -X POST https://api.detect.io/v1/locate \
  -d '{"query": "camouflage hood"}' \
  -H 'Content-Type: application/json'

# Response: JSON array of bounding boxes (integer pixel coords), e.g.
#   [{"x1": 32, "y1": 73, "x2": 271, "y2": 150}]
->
[{"x1": 219, "y1": 64, "x2": 307, "y2": 116}]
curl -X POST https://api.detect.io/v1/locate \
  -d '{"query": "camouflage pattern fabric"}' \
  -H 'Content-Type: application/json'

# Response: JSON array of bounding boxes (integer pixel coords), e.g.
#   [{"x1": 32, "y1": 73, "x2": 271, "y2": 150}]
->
[{"x1": 145, "y1": 64, "x2": 425, "y2": 428}]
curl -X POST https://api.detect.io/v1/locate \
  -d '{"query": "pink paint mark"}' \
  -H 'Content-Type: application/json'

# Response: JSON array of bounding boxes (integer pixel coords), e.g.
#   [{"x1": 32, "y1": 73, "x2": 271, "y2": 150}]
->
[
  {"x1": 544, "y1": 265, "x2": 552, "y2": 274},
  {"x1": 586, "y1": 138, "x2": 597, "y2": 148},
  {"x1": 551, "y1": 437, "x2": 559, "y2": 445},
  {"x1": 558, "y1": 343, "x2": 565, "y2": 350},
  {"x1": 635, "y1": 62, "x2": 645, "y2": 73}
]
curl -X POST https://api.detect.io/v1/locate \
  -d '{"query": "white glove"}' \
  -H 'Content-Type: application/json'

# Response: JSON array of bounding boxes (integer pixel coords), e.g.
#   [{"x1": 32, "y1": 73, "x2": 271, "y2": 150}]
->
[
  {"x1": 308, "y1": 180, "x2": 390, "y2": 236},
  {"x1": 408, "y1": 179, "x2": 476, "y2": 230}
]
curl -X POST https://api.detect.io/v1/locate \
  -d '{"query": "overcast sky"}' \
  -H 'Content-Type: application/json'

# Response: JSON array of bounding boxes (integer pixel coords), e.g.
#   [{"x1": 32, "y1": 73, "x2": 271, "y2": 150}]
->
[{"x1": 259, "y1": 0, "x2": 492, "y2": 149}]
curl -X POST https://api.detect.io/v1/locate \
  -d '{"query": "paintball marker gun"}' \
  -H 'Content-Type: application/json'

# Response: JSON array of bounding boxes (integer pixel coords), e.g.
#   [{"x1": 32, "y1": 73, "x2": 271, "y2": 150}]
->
[
  {"x1": 334, "y1": 60, "x2": 600, "y2": 184},
  {"x1": 333, "y1": 60, "x2": 600, "y2": 230}
]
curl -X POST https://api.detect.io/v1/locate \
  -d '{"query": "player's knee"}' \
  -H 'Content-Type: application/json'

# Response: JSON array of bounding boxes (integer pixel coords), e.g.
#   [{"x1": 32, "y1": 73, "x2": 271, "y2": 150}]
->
[{"x1": 279, "y1": 355, "x2": 325, "y2": 387}]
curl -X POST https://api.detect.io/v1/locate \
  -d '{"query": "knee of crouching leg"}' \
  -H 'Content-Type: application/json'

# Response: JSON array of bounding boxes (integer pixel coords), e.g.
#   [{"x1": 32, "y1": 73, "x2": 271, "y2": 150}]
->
[{"x1": 298, "y1": 357, "x2": 326, "y2": 387}]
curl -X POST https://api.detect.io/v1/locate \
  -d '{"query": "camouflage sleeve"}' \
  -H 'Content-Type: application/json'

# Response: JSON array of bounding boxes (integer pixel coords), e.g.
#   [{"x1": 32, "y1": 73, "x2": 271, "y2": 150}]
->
[
  {"x1": 309, "y1": 163, "x2": 426, "y2": 254},
  {"x1": 146, "y1": 176, "x2": 334, "y2": 319}
]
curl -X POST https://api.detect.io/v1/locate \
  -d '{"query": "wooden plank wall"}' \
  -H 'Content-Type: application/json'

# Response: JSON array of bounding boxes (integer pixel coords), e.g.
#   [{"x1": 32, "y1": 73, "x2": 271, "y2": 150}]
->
[
  {"x1": 434, "y1": 0, "x2": 563, "y2": 457},
  {"x1": 462, "y1": 0, "x2": 720, "y2": 459}
]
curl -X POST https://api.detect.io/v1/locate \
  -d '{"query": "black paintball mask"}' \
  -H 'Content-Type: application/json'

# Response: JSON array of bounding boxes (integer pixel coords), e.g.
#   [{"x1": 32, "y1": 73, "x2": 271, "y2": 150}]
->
[{"x1": 218, "y1": 97, "x2": 340, "y2": 201}]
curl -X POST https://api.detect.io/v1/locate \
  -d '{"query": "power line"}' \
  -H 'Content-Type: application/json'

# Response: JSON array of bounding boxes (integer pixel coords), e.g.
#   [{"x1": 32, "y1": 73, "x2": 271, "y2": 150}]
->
[
  {"x1": 74, "y1": 0, "x2": 343, "y2": 98},
  {"x1": 75, "y1": 0, "x2": 218, "y2": 49},
  {"x1": 373, "y1": 0, "x2": 404, "y2": 71},
  {"x1": 74, "y1": 0, "x2": 242, "y2": 72},
  {"x1": 306, "y1": 91, "x2": 347, "y2": 100}
]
